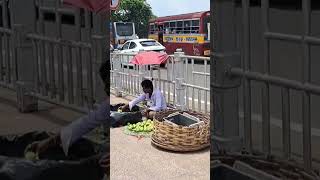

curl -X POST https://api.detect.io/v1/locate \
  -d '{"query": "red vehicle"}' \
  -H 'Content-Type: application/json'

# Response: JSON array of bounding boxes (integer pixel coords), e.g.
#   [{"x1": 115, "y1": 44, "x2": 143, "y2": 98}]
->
[{"x1": 148, "y1": 11, "x2": 210, "y2": 56}]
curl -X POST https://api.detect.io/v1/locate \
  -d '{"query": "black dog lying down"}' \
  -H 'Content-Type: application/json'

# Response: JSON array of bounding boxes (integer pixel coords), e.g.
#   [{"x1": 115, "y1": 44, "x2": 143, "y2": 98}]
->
[{"x1": 110, "y1": 104, "x2": 142, "y2": 128}]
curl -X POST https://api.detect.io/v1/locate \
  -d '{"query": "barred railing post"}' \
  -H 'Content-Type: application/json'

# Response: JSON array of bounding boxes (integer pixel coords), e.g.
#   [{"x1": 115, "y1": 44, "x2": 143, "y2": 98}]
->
[
  {"x1": 113, "y1": 53, "x2": 122, "y2": 97},
  {"x1": 138, "y1": 67, "x2": 145, "y2": 93},
  {"x1": 138, "y1": 50, "x2": 145, "y2": 93},
  {"x1": 90, "y1": 13, "x2": 109, "y2": 104},
  {"x1": 14, "y1": 24, "x2": 38, "y2": 113},
  {"x1": 9, "y1": 1, "x2": 38, "y2": 112},
  {"x1": 211, "y1": 0, "x2": 242, "y2": 153},
  {"x1": 174, "y1": 49, "x2": 186, "y2": 110}
]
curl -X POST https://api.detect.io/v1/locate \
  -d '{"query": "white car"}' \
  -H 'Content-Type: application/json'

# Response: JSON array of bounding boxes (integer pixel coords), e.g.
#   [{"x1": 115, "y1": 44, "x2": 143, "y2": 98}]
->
[{"x1": 118, "y1": 39, "x2": 165, "y2": 53}]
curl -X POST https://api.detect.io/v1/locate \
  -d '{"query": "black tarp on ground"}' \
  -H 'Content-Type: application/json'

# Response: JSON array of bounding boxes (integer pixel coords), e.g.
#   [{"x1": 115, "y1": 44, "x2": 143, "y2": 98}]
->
[
  {"x1": 110, "y1": 104, "x2": 142, "y2": 127},
  {"x1": 0, "y1": 131, "x2": 105, "y2": 180}
]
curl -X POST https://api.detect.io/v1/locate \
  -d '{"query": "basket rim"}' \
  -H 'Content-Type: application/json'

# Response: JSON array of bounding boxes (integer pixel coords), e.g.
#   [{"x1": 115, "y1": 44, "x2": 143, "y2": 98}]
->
[
  {"x1": 151, "y1": 138, "x2": 210, "y2": 152},
  {"x1": 153, "y1": 120, "x2": 210, "y2": 131},
  {"x1": 154, "y1": 110, "x2": 210, "y2": 124}
]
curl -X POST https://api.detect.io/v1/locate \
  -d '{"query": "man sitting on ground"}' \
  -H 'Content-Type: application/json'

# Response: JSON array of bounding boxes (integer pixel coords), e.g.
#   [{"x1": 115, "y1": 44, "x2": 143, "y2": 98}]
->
[{"x1": 121, "y1": 79, "x2": 167, "y2": 119}]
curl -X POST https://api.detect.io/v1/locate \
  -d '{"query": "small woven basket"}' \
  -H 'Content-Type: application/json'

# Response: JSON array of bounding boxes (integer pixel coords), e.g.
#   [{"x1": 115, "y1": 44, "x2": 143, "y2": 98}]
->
[{"x1": 151, "y1": 110, "x2": 210, "y2": 152}]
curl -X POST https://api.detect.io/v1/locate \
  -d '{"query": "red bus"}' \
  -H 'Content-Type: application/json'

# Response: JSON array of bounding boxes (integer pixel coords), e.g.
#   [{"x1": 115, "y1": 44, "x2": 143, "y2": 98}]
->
[{"x1": 148, "y1": 11, "x2": 210, "y2": 56}]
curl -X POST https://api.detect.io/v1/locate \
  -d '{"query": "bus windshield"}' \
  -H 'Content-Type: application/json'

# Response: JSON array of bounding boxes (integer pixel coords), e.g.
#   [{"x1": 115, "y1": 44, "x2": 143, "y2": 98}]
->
[{"x1": 115, "y1": 23, "x2": 134, "y2": 36}]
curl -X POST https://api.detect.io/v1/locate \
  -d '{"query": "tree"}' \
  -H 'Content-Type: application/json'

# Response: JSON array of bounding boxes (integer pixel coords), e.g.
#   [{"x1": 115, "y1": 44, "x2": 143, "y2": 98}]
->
[{"x1": 111, "y1": 0, "x2": 155, "y2": 38}]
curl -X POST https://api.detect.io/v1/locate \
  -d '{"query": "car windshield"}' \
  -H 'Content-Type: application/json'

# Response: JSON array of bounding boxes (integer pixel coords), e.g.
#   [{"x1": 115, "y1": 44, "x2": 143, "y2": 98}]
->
[{"x1": 139, "y1": 40, "x2": 161, "y2": 47}]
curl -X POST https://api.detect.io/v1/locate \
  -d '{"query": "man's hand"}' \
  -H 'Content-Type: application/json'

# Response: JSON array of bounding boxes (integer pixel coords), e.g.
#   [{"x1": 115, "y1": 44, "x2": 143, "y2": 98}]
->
[
  {"x1": 142, "y1": 109, "x2": 147, "y2": 117},
  {"x1": 142, "y1": 109, "x2": 151, "y2": 117},
  {"x1": 120, "y1": 104, "x2": 130, "y2": 112},
  {"x1": 24, "y1": 139, "x2": 51, "y2": 155},
  {"x1": 24, "y1": 135, "x2": 59, "y2": 155}
]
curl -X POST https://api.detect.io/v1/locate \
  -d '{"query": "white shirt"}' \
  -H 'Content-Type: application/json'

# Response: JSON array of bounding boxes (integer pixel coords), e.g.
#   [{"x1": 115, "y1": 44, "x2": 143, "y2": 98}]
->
[
  {"x1": 129, "y1": 89, "x2": 167, "y2": 111},
  {"x1": 60, "y1": 100, "x2": 108, "y2": 155}
]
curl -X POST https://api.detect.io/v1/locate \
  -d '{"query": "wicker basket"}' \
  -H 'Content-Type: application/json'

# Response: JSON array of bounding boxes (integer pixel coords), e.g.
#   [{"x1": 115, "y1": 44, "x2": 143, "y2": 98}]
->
[{"x1": 151, "y1": 110, "x2": 210, "y2": 152}]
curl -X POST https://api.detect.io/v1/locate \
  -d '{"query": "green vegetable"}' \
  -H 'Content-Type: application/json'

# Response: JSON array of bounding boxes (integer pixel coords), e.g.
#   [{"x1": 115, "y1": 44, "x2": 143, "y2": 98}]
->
[
  {"x1": 126, "y1": 120, "x2": 155, "y2": 133},
  {"x1": 25, "y1": 151, "x2": 39, "y2": 161}
]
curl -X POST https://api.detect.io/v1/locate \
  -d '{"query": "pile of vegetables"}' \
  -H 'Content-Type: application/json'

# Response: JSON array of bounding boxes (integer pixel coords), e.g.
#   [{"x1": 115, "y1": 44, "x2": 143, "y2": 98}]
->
[{"x1": 127, "y1": 119, "x2": 154, "y2": 133}]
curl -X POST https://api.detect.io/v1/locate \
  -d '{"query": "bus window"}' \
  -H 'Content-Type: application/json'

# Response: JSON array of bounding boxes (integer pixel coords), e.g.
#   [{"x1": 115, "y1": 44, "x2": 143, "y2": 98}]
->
[
  {"x1": 184, "y1": 20, "x2": 191, "y2": 27},
  {"x1": 150, "y1": 24, "x2": 155, "y2": 34},
  {"x1": 191, "y1": 27, "x2": 200, "y2": 33},
  {"x1": 164, "y1": 23, "x2": 170, "y2": 34},
  {"x1": 165, "y1": 28, "x2": 170, "y2": 34},
  {"x1": 169, "y1": 21, "x2": 176, "y2": 34},
  {"x1": 164, "y1": 22, "x2": 169, "y2": 28},
  {"x1": 183, "y1": 20, "x2": 191, "y2": 34},
  {"x1": 155, "y1": 24, "x2": 158, "y2": 32},
  {"x1": 192, "y1": 20, "x2": 200, "y2": 27},
  {"x1": 177, "y1": 21, "x2": 183, "y2": 34},
  {"x1": 170, "y1": 21, "x2": 176, "y2": 28},
  {"x1": 191, "y1": 20, "x2": 200, "y2": 34},
  {"x1": 159, "y1": 26, "x2": 163, "y2": 31},
  {"x1": 177, "y1": 28, "x2": 183, "y2": 34}
]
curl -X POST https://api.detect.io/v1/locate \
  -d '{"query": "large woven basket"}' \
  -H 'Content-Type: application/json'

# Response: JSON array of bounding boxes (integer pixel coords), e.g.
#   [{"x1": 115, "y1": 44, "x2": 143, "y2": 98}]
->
[{"x1": 151, "y1": 110, "x2": 210, "y2": 152}]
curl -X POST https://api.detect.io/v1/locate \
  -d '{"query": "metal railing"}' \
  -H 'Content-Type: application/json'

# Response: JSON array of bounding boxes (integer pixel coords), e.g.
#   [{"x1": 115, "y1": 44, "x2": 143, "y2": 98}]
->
[
  {"x1": 211, "y1": 0, "x2": 320, "y2": 175},
  {"x1": 0, "y1": 0, "x2": 108, "y2": 113},
  {"x1": 110, "y1": 50, "x2": 210, "y2": 113},
  {"x1": 0, "y1": 0, "x2": 16, "y2": 90}
]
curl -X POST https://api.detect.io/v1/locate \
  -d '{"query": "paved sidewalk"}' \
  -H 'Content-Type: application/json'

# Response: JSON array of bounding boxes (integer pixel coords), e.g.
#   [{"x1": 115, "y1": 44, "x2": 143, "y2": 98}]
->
[
  {"x1": 0, "y1": 88, "x2": 83, "y2": 135},
  {"x1": 110, "y1": 92, "x2": 210, "y2": 180}
]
